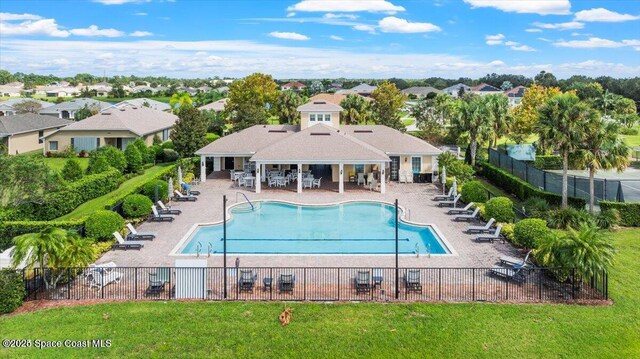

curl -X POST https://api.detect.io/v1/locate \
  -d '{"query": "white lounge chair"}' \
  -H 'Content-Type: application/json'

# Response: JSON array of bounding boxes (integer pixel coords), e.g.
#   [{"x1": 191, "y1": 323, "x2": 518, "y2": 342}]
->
[
  {"x1": 438, "y1": 194, "x2": 461, "y2": 207},
  {"x1": 151, "y1": 206, "x2": 175, "y2": 222},
  {"x1": 466, "y1": 218, "x2": 496, "y2": 233},
  {"x1": 157, "y1": 201, "x2": 181, "y2": 215},
  {"x1": 111, "y1": 232, "x2": 144, "y2": 250},
  {"x1": 447, "y1": 202, "x2": 474, "y2": 215},
  {"x1": 84, "y1": 262, "x2": 117, "y2": 280},
  {"x1": 174, "y1": 190, "x2": 197, "y2": 202},
  {"x1": 475, "y1": 224, "x2": 504, "y2": 243},
  {"x1": 453, "y1": 207, "x2": 480, "y2": 222},
  {"x1": 126, "y1": 223, "x2": 156, "y2": 241},
  {"x1": 88, "y1": 270, "x2": 123, "y2": 290},
  {"x1": 433, "y1": 187, "x2": 454, "y2": 201},
  {"x1": 499, "y1": 250, "x2": 534, "y2": 270}
]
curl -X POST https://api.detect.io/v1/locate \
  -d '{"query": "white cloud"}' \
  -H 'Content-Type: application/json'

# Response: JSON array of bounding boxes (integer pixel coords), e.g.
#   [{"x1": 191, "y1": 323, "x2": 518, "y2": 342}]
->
[
  {"x1": 93, "y1": 0, "x2": 151, "y2": 5},
  {"x1": 511, "y1": 45, "x2": 536, "y2": 52},
  {"x1": 463, "y1": 0, "x2": 571, "y2": 15},
  {"x1": 554, "y1": 37, "x2": 640, "y2": 50},
  {"x1": 286, "y1": 12, "x2": 296, "y2": 18},
  {"x1": 0, "y1": 12, "x2": 42, "y2": 21},
  {"x1": 269, "y1": 31, "x2": 310, "y2": 40},
  {"x1": 538, "y1": 37, "x2": 553, "y2": 42},
  {"x1": 525, "y1": 28, "x2": 542, "y2": 33},
  {"x1": 69, "y1": 25, "x2": 125, "y2": 37},
  {"x1": 353, "y1": 24, "x2": 377, "y2": 34},
  {"x1": 288, "y1": 0, "x2": 405, "y2": 14},
  {"x1": 330, "y1": 35, "x2": 344, "y2": 41},
  {"x1": 378, "y1": 16, "x2": 441, "y2": 33},
  {"x1": 324, "y1": 13, "x2": 359, "y2": 20},
  {"x1": 574, "y1": 8, "x2": 640, "y2": 22},
  {"x1": 133, "y1": 12, "x2": 148, "y2": 16},
  {"x1": 130, "y1": 31, "x2": 153, "y2": 37},
  {"x1": 485, "y1": 33, "x2": 504, "y2": 45},
  {"x1": 485, "y1": 34, "x2": 535, "y2": 51},
  {"x1": 0, "y1": 18, "x2": 70, "y2": 37},
  {"x1": 533, "y1": 21, "x2": 584, "y2": 30}
]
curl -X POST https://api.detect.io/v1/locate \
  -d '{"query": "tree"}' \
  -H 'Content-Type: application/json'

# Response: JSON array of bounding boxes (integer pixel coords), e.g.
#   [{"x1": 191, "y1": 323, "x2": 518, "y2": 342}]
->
[
  {"x1": 202, "y1": 110, "x2": 226, "y2": 136},
  {"x1": 450, "y1": 95, "x2": 492, "y2": 166},
  {"x1": 124, "y1": 144, "x2": 143, "y2": 173},
  {"x1": 61, "y1": 158, "x2": 83, "y2": 181},
  {"x1": 534, "y1": 71, "x2": 558, "y2": 88},
  {"x1": 13, "y1": 100, "x2": 43, "y2": 114},
  {"x1": 132, "y1": 138, "x2": 152, "y2": 164},
  {"x1": 370, "y1": 81, "x2": 406, "y2": 131},
  {"x1": 340, "y1": 94, "x2": 370, "y2": 125},
  {"x1": 500, "y1": 81, "x2": 513, "y2": 91},
  {"x1": 87, "y1": 155, "x2": 110, "y2": 174},
  {"x1": 484, "y1": 94, "x2": 511, "y2": 148},
  {"x1": 170, "y1": 105, "x2": 208, "y2": 157},
  {"x1": 509, "y1": 84, "x2": 563, "y2": 144},
  {"x1": 611, "y1": 96, "x2": 637, "y2": 118},
  {"x1": 0, "y1": 69, "x2": 16, "y2": 84},
  {"x1": 169, "y1": 92, "x2": 193, "y2": 113},
  {"x1": 536, "y1": 93, "x2": 593, "y2": 208},
  {"x1": 573, "y1": 119, "x2": 630, "y2": 212},
  {"x1": 11, "y1": 228, "x2": 95, "y2": 289},
  {"x1": 108, "y1": 84, "x2": 126, "y2": 98},
  {"x1": 74, "y1": 104, "x2": 99, "y2": 121},
  {"x1": 569, "y1": 82, "x2": 603, "y2": 101},
  {"x1": 0, "y1": 156, "x2": 60, "y2": 207},
  {"x1": 225, "y1": 73, "x2": 280, "y2": 131},
  {"x1": 411, "y1": 100, "x2": 446, "y2": 145},
  {"x1": 275, "y1": 90, "x2": 304, "y2": 124},
  {"x1": 617, "y1": 113, "x2": 639, "y2": 129},
  {"x1": 309, "y1": 80, "x2": 324, "y2": 95},
  {"x1": 88, "y1": 146, "x2": 126, "y2": 173}
]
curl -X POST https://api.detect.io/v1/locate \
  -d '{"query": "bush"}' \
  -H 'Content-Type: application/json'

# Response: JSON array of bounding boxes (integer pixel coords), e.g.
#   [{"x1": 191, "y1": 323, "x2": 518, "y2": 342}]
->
[
  {"x1": 546, "y1": 207, "x2": 592, "y2": 230},
  {"x1": 206, "y1": 133, "x2": 220, "y2": 144},
  {"x1": 161, "y1": 141, "x2": 174, "y2": 149},
  {"x1": 0, "y1": 219, "x2": 86, "y2": 252},
  {"x1": 101, "y1": 165, "x2": 175, "y2": 211},
  {"x1": 500, "y1": 223, "x2": 515, "y2": 243},
  {"x1": 513, "y1": 218, "x2": 551, "y2": 249},
  {"x1": 484, "y1": 197, "x2": 515, "y2": 223},
  {"x1": 596, "y1": 209, "x2": 620, "y2": 230},
  {"x1": 125, "y1": 144, "x2": 143, "y2": 173},
  {"x1": 523, "y1": 197, "x2": 551, "y2": 219},
  {"x1": 122, "y1": 194, "x2": 153, "y2": 218},
  {"x1": 532, "y1": 155, "x2": 562, "y2": 170},
  {"x1": 87, "y1": 155, "x2": 110, "y2": 174},
  {"x1": 599, "y1": 201, "x2": 640, "y2": 227},
  {"x1": 446, "y1": 160, "x2": 475, "y2": 185},
  {"x1": 162, "y1": 149, "x2": 179, "y2": 162},
  {"x1": 89, "y1": 146, "x2": 126, "y2": 173},
  {"x1": 132, "y1": 138, "x2": 153, "y2": 164},
  {"x1": 61, "y1": 158, "x2": 83, "y2": 181},
  {"x1": 142, "y1": 179, "x2": 169, "y2": 202},
  {"x1": 85, "y1": 210, "x2": 124, "y2": 241},
  {"x1": 461, "y1": 181, "x2": 488, "y2": 203},
  {"x1": 620, "y1": 127, "x2": 638, "y2": 135},
  {"x1": 0, "y1": 269, "x2": 25, "y2": 314}
]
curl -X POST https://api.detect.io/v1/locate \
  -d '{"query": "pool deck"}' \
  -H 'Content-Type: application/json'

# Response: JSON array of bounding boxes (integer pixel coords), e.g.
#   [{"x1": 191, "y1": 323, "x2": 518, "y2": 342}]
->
[{"x1": 98, "y1": 174, "x2": 524, "y2": 268}]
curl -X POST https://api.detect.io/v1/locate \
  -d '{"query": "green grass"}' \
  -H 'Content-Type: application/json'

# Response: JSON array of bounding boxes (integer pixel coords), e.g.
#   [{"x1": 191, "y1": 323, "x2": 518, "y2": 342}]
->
[
  {"x1": 475, "y1": 177, "x2": 524, "y2": 206},
  {"x1": 621, "y1": 126, "x2": 640, "y2": 147},
  {"x1": 402, "y1": 119, "x2": 415, "y2": 126},
  {"x1": 42, "y1": 158, "x2": 90, "y2": 173},
  {"x1": 1, "y1": 230, "x2": 638, "y2": 358},
  {"x1": 57, "y1": 164, "x2": 172, "y2": 220}
]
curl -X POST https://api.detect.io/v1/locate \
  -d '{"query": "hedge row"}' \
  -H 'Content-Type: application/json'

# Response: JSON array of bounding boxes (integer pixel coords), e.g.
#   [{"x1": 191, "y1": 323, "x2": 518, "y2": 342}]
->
[
  {"x1": 12, "y1": 168, "x2": 122, "y2": 221},
  {"x1": 532, "y1": 155, "x2": 562, "y2": 170},
  {"x1": 479, "y1": 161, "x2": 586, "y2": 209},
  {"x1": 0, "y1": 219, "x2": 86, "y2": 252},
  {"x1": 101, "y1": 164, "x2": 176, "y2": 211},
  {"x1": 599, "y1": 201, "x2": 640, "y2": 227}
]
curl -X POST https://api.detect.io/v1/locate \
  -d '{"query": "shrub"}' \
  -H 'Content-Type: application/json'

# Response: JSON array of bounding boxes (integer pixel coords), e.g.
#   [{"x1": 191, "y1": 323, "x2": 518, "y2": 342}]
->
[
  {"x1": 84, "y1": 210, "x2": 124, "y2": 241},
  {"x1": 523, "y1": 197, "x2": 551, "y2": 219},
  {"x1": 142, "y1": 179, "x2": 169, "y2": 202},
  {"x1": 87, "y1": 155, "x2": 110, "y2": 174},
  {"x1": 122, "y1": 194, "x2": 153, "y2": 218},
  {"x1": 620, "y1": 127, "x2": 638, "y2": 135},
  {"x1": 0, "y1": 269, "x2": 25, "y2": 314},
  {"x1": 61, "y1": 158, "x2": 83, "y2": 181},
  {"x1": 500, "y1": 223, "x2": 515, "y2": 243},
  {"x1": 446, "y1": 160, "x2": 475, "y2": 184},
  {"x1": 124, "y1": 144, "x2": 143, "y2": 173},
  {"x1": 100, "y1": 165, "x2": 175, "y2": 211},
  {"x1": 89, "y1": 146, "x2": 126, "y2": 173},
  {"x1": 596, "y1": 209, "x2": 621, "y2": 229},
  {"x1": 599, "y1": 201, "x2": 640, "y2": 227},
  {"x1": 153, "y1": 135, "x2": 162, "y2": 146},
  {"x1": 484, "y1": 197, "x2": 515, "y2": 223},
  {"x1": 513, "y1": 218, "x2": 551, "y2": 249},
  {"x1": 132, "y1": 138, "x2": 153, "y2": 164},
  {"x1": 532, "y1": 155, "x2": 562, "y2": 170},
  {"x1": 0, "y1": 219, "x2": 86, "y2": 252},
  {"x1": 206, "y1": 133, "x2": 220, "y2": 144},
  {"x1": 546, "y1": 207, "x2": 592, "y2": 230},
  {"x1": 461, "y1": 181, "x2": 488, "y2": 203},
  {"x1": 162, "y1": 149, "x2": 179, "y2": 162},
  {"x1": 161, "y1": 141, "x2": 174, "y2": 149}
]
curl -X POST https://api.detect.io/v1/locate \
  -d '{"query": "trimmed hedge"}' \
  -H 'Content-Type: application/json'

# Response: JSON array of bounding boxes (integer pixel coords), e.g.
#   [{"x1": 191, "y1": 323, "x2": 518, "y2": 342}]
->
[
  {"x1": 461, "y1": 181, "x2": 488, "y2": 203},
  {"x1": 142, "y1": 180, "x2": 169, "y2": 202},
  {"x1": 0, "y1": 269, "x2": 25, "y2": 314},
  {"x1": 85, "y1": 210, "x2": 124, "y2": 241},
  {"x1": 0, "y1": 219, "x2": 86, "y2": 252},
  {"x1": 479, "y1": 161, "x2": 586, "y2": 209},
  {"x1": 485, "y1": 197, "x2": 515, "y2": 223},
  {"x1": 122, "y1": 194, "x2": 153, "y2": 218},
  {"x1": 599, "y1": 201, "x2": 640, "y2": 227},
  {"x1": 513, "y1": 218, "x2": 551, "y2": 249},
  {"x1": 101, "y1": 165, "x2": 175, "y2": 211},
  {"x1": 532, "y1": 155, "x2": 562, "y2": 170}
]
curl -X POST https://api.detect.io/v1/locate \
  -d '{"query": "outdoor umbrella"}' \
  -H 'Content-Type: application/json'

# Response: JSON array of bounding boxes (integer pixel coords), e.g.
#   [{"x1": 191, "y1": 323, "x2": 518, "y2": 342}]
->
[
  {"x1": 168, "y1": 177, "x2": 173, "y2": 198},
  {"x1": 441, "y1": 166, "x2": 447, "y2": 194},
  {"x1": 452, "y1": 176, "x2": 458, "y2": 198},
  {"x1": 178, "y1": 166, "x2": 183, "y2": 185}
]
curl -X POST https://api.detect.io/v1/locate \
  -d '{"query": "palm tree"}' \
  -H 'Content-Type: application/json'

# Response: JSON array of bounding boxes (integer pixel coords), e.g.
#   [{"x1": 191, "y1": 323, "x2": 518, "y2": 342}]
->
[
  {"x1": 485, "y1": 94, "x2": 511, "y2": 149},
  {"x1": 536, "y1": 94, "x2": 593, "y2": 208},
  {"x1": 276, "y1": 90, "x2": 304, "y2": 124},
  {"x1": 340, "y1": 94, "x2": 370, "y2": 125},
  {"x1": 169, "y1": 92, "x2": 193, "y2": 113},
  {"x1": 573, "y1": 118, "x2": 630, "y2": 212},
  {"x1": 450, "y1": 95, "x2": 491, "y2": 166}
]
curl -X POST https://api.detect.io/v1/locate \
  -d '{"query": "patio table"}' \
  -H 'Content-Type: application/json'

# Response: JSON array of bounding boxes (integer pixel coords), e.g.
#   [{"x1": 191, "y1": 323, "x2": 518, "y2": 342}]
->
[{"x1": 244, "y1": 176, "x2": 255, "y2": 188}]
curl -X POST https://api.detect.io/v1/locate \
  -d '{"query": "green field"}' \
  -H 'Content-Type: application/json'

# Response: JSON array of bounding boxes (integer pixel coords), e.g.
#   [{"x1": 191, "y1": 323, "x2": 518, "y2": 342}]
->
[
  {"x1": 621, "y1": 126, "x2": 640, "y2": 147},
  {"x1": 57, "y1": 164, "x2": 173, "y2": 220},
  {"x1": 1, "y1": 229, "x2": 638, "y2": 358},
  {"x1": 42, "y1": 158, "x2": 90, "y2": 173}
]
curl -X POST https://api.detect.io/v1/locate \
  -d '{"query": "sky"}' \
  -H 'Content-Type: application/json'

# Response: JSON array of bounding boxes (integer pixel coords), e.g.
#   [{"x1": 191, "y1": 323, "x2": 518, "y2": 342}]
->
[{"x1": 0, "y1": 0, "x2": 639, "y2": 79}]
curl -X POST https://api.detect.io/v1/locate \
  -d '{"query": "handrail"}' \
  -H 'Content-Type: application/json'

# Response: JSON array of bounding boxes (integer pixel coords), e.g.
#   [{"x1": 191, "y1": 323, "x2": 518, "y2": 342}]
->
[{"x1": 235, "y1": 192, "x2": 255, "y2": 210}]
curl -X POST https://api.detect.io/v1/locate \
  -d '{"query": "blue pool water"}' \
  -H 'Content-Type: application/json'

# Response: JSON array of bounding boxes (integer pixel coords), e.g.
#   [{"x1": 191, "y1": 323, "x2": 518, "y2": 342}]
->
[{"x1": 180, "y1": 202, "x2": 449, "y2": 255}]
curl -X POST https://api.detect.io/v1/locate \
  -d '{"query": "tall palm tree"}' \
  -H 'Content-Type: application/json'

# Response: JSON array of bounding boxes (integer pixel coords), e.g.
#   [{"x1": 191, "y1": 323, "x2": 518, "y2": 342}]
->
[
  {"x1": 536, "y1": 94, "x2": 593, "y2": 208},
  {"x1": 340, "y1": 94, "x2": 370, "y2": 125},
  {"x1": 574, "y1": 118, "x2": 630, "y2": 212},
  {"x1": 276, "y1": 90, "x2": 304, "y2": 124},
  {"x1": 451, "y1": 95, "x2": 491, "y2": 166},
  {"x1": 169, "y1": 92, "x2": 193, "y2": 113},
  {"x1": 485, "y1": 94, "x2": 511, "y2": 149}
]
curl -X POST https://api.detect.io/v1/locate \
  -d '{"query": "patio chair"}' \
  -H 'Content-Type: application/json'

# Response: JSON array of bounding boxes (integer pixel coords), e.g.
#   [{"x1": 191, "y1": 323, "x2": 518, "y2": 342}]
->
[
  {"x1": 354, "y1": 271, "x2": 371, "y2": 294},
  {"x1": 367, "y1": 173, "x2": 374, "y2": 186},
  {"x1": 438, "y1": 194, "x2": 461, "y2": 207},
  {"x1": 268, "y1": 177, "x2": 277, "y2": 187},
  {"x1": 403, "y1": 269, "x2": 423, "y2": 293},
  {"x1": 447, "y1": 202, "x2": 474, "y2": 215},
  {"x1": 126, "y1": 223, "x2": 156, "y2": 241},
  {"x1": 475, "y1": 224, "x2": 504, "y2": 243},
  {"x1": 276, "y1": 177, "x2": 286, "y2": 188},
  {"x1": 489, "y1": 266, "x2": 526, "y2": 282},
  {"x1": 88, "y1": 270, "x2": 123, "y2": 290},
  {"x1": 111, "y1": 232, "x2": 144, "y2": 250},
  {"x1": 357, "y1": 173, "x2": 366, "y2": 186},
  {"x1": 453, "y1": 207, "x2": 480, "y2": 221},
  {"x1": 369, "y1": 179, "x2": 380, "y2": 192},
  {"x1": 499, "y1": 250, "x2": 534, "y2": 270},
  {"x1": 230, "y1": 170, "x2": 236, "y2": 181},
  {"x1": 151, "y1": 206, "x2": 175, "y2": 222},
  {"x1": 278, "y1": 274, "x2": 296, "y2": 293},
  {"x1": 433, "y1": 187, "x2": 454, "y2": 201},
  {"x1": 312, "y1": 177, "x2": 322, "y2": 188},
  {"x1": 466, "y1": 218, "x2": 496, "y2": 233},
  {"x1": 406, "y1": 173, "x2": 414, "y2": 183},
  {"x1": 174, "y1": 190, "x2": 197, "y2": 202},
  {"x1": 84, "y1": 262, "x2": 117, "y2": 280},
  {"x1": 181, "y1": 182, "x2": 200, "y2": 196},
  {"x1": 157, "y1": 201, "x2": 182, "y2": 215},
  {"x1": 303, "y1": 178, "x2": 313, "y2": 189},
  {"x1": 146, "y1": 267, "x2": 170, "y2": 296},
  {"x1": 399, "y1": 171, "x2": 407, "y2": 184},
  {"x1": 238, "y1": 270, "x2": 257, "y2": 292},
  {"x1": 372, "y1": 268, "x2": 384, "y2": 288}
]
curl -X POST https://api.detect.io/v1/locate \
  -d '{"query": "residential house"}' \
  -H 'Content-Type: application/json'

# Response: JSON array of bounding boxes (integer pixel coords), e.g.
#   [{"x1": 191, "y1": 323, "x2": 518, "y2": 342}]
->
[
  {"x1": 401, "y1": 86, "x2": 442, "y2": 98},
  {"x1": 0, "y1": 114, "x2": 72, "y2": 155},
  {"x1": 88, "y1": 82, "x2": 113, "y2": 97},
  {"x1": 470, "y1": 83, "x2": 503, "y2": 96},
  {"x1": 110, "y1": 98, "x2": 171, "y2": 112},
  {"x1": 215, "y1": 86, "x2": 230, "y2": 94},
  {"x1": 177, "y1": 87, "x2": 198, "y2": 95},
  {"x1": 198, "y1": 98, "x2": 228, "y2": 112},
  {"x1": 0, "y1": 82, "x2": 24, "y2": 97},
  {"x1": 0, "y1": 98, "x2": 54, "y2": 116},
  {"x1": 505, "y1": 86, "x2": 527, "y2": 106},
  {"x1": 442, "y1": 83, "x2": 471, "y2": 97},
  {"x1": 39, "y1": 98, "x2": 112, "y2": 119},
  {"x1": 336, "y1": 83, "x2": 377, "y2": 97},
  {"x1": 281, "y1": 81, "x2": 306, "y2": 92},
  {"x1": 34, "y1": 85, "x2": 80, "y2": 98},
  {"x1": 43, "y1": 106, "x2": 177, "y2": 153}
]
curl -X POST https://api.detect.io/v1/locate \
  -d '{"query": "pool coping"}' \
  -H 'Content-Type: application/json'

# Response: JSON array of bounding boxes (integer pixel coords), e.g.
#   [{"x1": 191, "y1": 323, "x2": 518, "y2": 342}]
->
[{"x1": 169, "y1": 199, "x2": 458, "y2": 257}]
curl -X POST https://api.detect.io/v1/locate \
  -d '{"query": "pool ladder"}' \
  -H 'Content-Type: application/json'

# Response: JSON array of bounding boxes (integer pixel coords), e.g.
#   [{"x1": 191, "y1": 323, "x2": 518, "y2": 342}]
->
[
  {"x1": 196, "y1": 242, "x2": 202, "y2": 257},
  {"x1": 235, "y1": 192, "x2": 255, "y2": 210}
]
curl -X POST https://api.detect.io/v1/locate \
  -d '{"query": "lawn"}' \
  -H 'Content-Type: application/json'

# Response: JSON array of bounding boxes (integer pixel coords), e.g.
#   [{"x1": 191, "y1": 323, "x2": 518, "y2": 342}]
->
[
  {"x1": 42, "y1": 157, "x2": 90, "y2": 173},
  {"x1": 1, "y1": 229, "x2": 638, "y2": 358},
  {"x1": 57, "y1": 164, "x2": 173, "y2": 220},
  {"x1": 621, "y1": 126, "x2": 640, "y2": 147}
]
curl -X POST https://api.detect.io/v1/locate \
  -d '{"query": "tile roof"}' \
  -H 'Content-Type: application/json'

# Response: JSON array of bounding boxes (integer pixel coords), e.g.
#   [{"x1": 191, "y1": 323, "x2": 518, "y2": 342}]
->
[
  {"x1": 195, "y1": 125, "x2": 299, "y2": 156},
  {"x1": 39, "y1": 98, "x2": 112, "y2": 114},
  {"x1": 0, "y1": 98, "x2": 55, "y2": 110},
  {"x1": 111, "y1": 98, "x2": 171, "y2": 112},
  {"x1": 297, "y1": 100, "x2": 343, "y2": 112},
  {"x1": 340, "y1": 125, "x2": 442, "y2": 155},
  {"x1": 401, "y1": 87, "x2": 442, "y2": 96},
  {"x1": 471, "y1": 83, "x2": 502, "y2": 92},
  {"x1": 505, "y1": 85, "x2": 527, "y2": 97},
  {"x1": 0, "y1": 114, "x2": 73, "y2": 136},
  {"x1": 198, "y1": 98, "x2": 228, "y2": 111}
]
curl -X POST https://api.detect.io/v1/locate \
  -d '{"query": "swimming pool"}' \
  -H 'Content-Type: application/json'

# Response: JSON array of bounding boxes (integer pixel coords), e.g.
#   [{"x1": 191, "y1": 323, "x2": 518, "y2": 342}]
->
[{"x1": 177, "y1": 201, "x2": 451, "y2": 255}]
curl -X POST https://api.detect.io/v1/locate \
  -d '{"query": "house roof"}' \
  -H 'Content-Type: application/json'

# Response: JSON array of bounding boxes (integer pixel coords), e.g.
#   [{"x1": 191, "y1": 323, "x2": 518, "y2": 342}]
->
[
  {"x1": 38, "y1": 98, "x2": 112, "y2": 114},
  {"x1": 110, "y1": 98, "x2": 171, "y2": 112},
  {"x1": 195, "y1": 125, "x2": 298, "y2": 156},
  {"x1": 340, "y1": 125, "x2": 442, "y2": 155},
  {"x1": 297, "y1": 100, "x2": 343, "y2": 112},
  {"x1": 0, "y1": 98, "x2": 55, "y2": 111},
  {"x1": 401, "y1": 87, "x2": 442, "y2": 96},
  {"x1": 250, "y1": 124, "x2": 389, "y2": 163},
  {"x1": 283, "y1": 81, "x2": 306, "y2": 88},
  {"x1": 0, "y1": 114, "x2": 73, "y2": 137},
  {"x1": 442, "y1": 83, "x2": 471, "y2": 93},
  {"x1": 51, "y1": 106, "x2": 177, "y2": 137},
  {"x1": 471, "y1": 83, "x2": 502, "y2": 92},
  {"x1": 505, "y1": 85, "x2": 527, "y2": 97},
  {"x1": 198, "y1": 98, "x2": 228, "y2": 111},
  {"x1": 309, "y1": 93, "x2": 348, "y2": 106}
]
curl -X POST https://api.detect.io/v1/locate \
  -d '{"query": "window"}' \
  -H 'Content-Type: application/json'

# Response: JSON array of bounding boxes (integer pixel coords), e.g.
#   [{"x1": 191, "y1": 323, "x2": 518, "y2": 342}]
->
[
  {"x1": 411, "y1": 157, "x2": 422, "y2": 173},
  {"x1": 162, "y1": 129, "x2": 170, "y2": 141},
  {"x1": 324, "y1": 114, "x2": 331, "y2": 122},
  {"x1": 38, "y1": 130, "x2": 44, "y2": 144},
  {"x1": 49, "y1": 141, "x2": 58, "y2": 151},
  {"x1": 71, "y1": 137, "x2": 98, "y2": 152},
  {"x1": 355, "y1": 164, "x2": 364, "y2": 173},
  {"x1": 309, "y1": 114, "x2": 316, "y2": 122}
]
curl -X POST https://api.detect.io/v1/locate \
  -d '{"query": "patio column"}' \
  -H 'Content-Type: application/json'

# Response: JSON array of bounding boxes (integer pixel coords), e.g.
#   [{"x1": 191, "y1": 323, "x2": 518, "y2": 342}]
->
[
  {"x1": 260, "y1": 163, "x2": 266, "y2": 182},
  {"x1": 200, "y1": 155, "x2": 206, "y2": 183},
  {"x1": 297, "y1": 164, "x2": 302, "y2": 194},
  {"x1": 380, "y1": 162, "x2": 386, "y2": 194},
  {"x1": 338, "y1": 163, "x2": 344, "y2": 194},
  {"x1": 255, "y1": 163, "x2": 261, "y2": 194}
]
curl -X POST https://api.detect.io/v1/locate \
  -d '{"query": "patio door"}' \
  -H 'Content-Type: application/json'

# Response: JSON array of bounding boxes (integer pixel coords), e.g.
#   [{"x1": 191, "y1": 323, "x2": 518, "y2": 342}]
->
[{"x1": 390, "y1": 156, "x2": 400, "y2": 181}]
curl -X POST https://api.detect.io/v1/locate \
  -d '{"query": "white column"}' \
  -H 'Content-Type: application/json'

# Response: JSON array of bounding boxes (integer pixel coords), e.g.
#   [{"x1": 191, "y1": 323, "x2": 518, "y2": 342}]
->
[
  {"x1": 297, "y1": 164, "x2": 302, "y2": 194},
  {"x1": 200, "y1": 155, "x2": 206, "y2": 183},
  {"x1": 380, "y1": 162, "x2": 386, "y2": 194},
  {"x1": 255, "y1": 162, "x2": 261, "y2": 193},
  {"x1": 261, "y1": 163, "x2": 266, "y2": 182},
  {"x1": 432, "y1": 155, "x2": 438, "y2": 183},
  {"x1": 338, "y1": 163, "x2": 344, "y2": 194}
]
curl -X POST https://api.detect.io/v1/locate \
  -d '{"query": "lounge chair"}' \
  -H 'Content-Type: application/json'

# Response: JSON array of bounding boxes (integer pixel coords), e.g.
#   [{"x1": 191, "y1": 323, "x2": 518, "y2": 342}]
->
[
  {"x1": 181, "y1": 182, "x2": 200, "y2": 196},
  {"x1": 403, "y1": 269, "x2": 422, "y2": 293},
  {"x1": 174, "y1": 190, "x2": 197, "y2": 202},
  {"x1": 466, "y1": 218, "x2": 496, "y2": 233},
  {"x1": 88, "y1": 271, "x2": 123, "y2": 290},
  {"x1": 447, "y1": 202, "x2": 474, "y2": 215},
  {"x1": 278, "y1": 274, "x2": 296, "y2": 293},
  {"x1": 475, "y1": 224, "x2": 504, "y2": 243},
  {"x1": 453, "y1": 208, "x2": 480, "y2": 222},
  {"x1": 126, "y1": 223, "x2": 155, "y2": 241},
  {"x1": 372, "y1": 268, "x2": 384, "y2": 288},
  {"x1": 499, "y1": 250, "x2": 534, "y2": 270},
  {"x1": 489, "y1": 267, "x2": 526, "y2": 282},
  {"x1": 438, "y1": 194, "x2": 461, "y2": 207},
  {"x1": 238, "y1": 270, "x2": 257, "y2": 292},
  {"x1": 157, "y1": 201, "x2": 182, "y2": 215},
  {"x1": 354, "y1": 271, "x2": 371, "y2": 294},
  {"x1": 433, "y1": 187, "x2": 454, "y2": 201},
  {"x1": 111, "y1": 232, "x2": 144, "y2": 250},
  {"x1": 151, "y1": 206, "x2": 175, "y2": 222},
  {"x1": 146, "y1": 267, "x2": 170, "y2": 295},
  {"x1": 84, "y1": 262, "x2": 117, "y2": 280}
]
